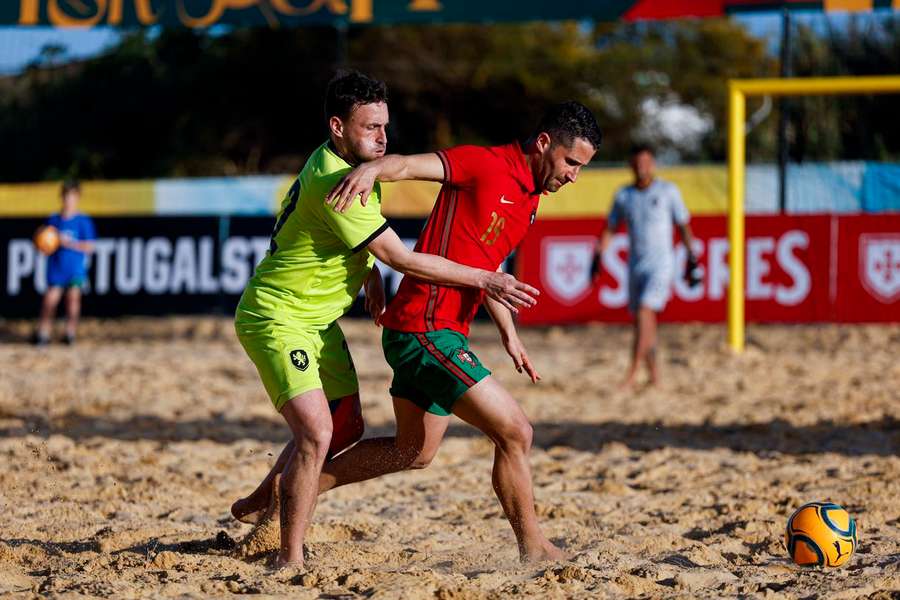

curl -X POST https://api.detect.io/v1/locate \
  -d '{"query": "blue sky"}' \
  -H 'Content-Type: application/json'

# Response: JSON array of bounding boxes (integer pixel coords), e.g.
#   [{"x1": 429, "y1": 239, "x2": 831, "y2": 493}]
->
[{"x1": 0, "y1": 12, "x2": 890, "y2": 76}]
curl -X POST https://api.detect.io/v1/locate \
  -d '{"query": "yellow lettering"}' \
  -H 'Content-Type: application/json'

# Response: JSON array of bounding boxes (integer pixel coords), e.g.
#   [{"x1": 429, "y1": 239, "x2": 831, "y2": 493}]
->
[
  {"x1": 408, "y1": 0, "x2": 441, "y2": 11},
  {"x1": 177, "y1": 0, "x2": 227, "y2": 28},
  {"x1": 19, "y1": 0, "x2": 41, "y2": 25},
  {"x1": 48, "y1": 0, "x2": 107, "y2": 27},
  {"x1": 107, "y1": 0, "x2": 159, "y2": 25},
  {"x1": 271, "y1": 0, "x2": 345, "y2": 16},
  {"x1": 349, "y1": 0, "x2": 371, "y2": 22}
]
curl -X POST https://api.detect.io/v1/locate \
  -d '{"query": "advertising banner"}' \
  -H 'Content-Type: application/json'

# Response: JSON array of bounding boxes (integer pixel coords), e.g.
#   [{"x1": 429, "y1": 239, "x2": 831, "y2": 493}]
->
[
  {"x1": 516, "y1": 214, "x2": 899, "y2": 325},
  {"x1": 1, "y1": 216, "x2": 428, "y2": 318}
]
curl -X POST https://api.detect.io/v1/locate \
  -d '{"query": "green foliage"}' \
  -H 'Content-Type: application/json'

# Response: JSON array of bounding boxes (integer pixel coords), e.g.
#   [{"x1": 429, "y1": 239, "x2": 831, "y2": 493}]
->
[{"x1": 0, "y1": 16, "x2": 895, "y2": 182}]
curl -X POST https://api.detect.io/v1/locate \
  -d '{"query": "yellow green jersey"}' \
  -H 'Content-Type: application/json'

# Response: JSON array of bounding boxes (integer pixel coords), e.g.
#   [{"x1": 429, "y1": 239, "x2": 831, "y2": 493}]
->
[{"x1": 237, "y1": 141, "x2": 388, "y2": 329}]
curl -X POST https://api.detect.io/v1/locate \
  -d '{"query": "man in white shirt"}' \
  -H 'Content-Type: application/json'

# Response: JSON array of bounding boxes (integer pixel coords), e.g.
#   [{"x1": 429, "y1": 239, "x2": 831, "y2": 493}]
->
[{"x1": 593, "y1": 144, "x2": 698, "y2": 388}]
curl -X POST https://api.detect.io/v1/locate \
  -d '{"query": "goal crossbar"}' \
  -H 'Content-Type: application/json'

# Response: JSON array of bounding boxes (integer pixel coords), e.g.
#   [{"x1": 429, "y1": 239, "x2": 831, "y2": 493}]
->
[{"x1": 727, "y1": 75, "x2": 900, "y2": 352}]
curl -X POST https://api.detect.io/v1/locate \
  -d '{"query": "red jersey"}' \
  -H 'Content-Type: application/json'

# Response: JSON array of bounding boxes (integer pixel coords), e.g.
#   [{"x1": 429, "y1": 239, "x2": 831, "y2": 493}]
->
[{"x1": 382, "y1": 143, "x2": 540, "y2": 336}]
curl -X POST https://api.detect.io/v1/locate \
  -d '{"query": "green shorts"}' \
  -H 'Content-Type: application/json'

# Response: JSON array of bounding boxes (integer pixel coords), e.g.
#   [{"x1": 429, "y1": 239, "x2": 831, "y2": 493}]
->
[
  {"x1": 382, "y1": 327, "x2": 491, "y2": 417},
  {"x1": 235, "y1": 311, "x2": 358, "y2": 411}
]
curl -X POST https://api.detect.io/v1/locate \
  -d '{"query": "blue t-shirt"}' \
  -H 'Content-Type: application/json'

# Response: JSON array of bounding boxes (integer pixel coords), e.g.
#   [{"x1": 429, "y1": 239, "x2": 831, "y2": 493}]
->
[
  {"x1": 608, "y1": 179, "x2": 689, "y2": 272},
  {"x1": 47, "y1": 213, "x2": 96, "y2": 277}
]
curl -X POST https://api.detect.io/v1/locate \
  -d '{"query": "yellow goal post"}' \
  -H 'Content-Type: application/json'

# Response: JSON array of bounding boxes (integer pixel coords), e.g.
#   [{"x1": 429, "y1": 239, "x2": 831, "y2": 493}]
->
[{"x1": 727, "y1": 75, "x2": 900, "y2": 352}]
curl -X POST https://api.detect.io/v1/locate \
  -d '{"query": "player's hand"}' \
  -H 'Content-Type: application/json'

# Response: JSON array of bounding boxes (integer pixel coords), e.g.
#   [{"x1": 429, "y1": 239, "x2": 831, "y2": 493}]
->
[
  {"x1": 482, "y1": 272, "x2": 539, "y2": 314},
  {"x1": 684, "y1": 253, "x2": 701, "y2": 288},
  {"x1": 589, "y1": 248, "x2": 603, "y2": 281},
  {"x1": 364, "y1": 265, "x2": 386, "y2": 326},
  {"x1": 326, "y1": 161, "x2": 381, "y2": 213},
  {"x1": 502, "y1": 333, "x2": 541, "y2": 383},
  {"x1": 59, "y1": 232, "x2": 75, "y2": 248}
]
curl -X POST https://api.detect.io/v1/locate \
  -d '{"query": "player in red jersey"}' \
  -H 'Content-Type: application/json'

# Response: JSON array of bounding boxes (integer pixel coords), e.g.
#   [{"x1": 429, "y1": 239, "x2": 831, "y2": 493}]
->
[
  {"x1": 320, "y1": 102, "x2": 601, "y2": 562},
  {"x1": 239, "y1": 102, "x2": 601, "y2": 564}
]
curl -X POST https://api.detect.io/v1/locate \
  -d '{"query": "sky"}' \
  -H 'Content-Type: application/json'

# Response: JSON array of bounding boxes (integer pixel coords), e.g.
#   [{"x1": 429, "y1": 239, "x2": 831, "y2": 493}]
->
[{"x1": 0, "y1": 11, "x2": 891, "y2": 76}]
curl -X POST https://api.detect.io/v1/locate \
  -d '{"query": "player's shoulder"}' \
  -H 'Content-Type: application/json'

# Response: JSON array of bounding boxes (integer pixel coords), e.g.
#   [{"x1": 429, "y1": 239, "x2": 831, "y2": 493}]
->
[
  {"x1": 653, "y1": 178, "x2": 679, "y2": 194},
  {"x1": 614, "y1": 183, "x2": 635, "y2": 201}
]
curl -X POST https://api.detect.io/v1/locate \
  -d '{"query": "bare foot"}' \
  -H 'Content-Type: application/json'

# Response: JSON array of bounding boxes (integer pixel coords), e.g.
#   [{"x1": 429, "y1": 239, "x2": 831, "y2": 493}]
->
[
  {"x1": 233, "y1": 475, "x2": 282, "y2": 561},
  {"x1": 521, "y1": 540, "x2": 568, "y2": 563},
  {"x1": 231, "y1": 494, "x2": 269, "y2": 524},
  {"x1": 272, "y1": 554, "x2": 304, "y2": 571},
  {"x1": 617, "y1": 375, "x2": 637, "y2": 391}
]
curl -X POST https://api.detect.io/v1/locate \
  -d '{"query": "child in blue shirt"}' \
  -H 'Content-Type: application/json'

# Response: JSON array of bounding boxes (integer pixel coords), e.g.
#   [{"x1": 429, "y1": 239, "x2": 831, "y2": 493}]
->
[{"x1": 35, "y1": 180, "x2": 96, "y2": 345}]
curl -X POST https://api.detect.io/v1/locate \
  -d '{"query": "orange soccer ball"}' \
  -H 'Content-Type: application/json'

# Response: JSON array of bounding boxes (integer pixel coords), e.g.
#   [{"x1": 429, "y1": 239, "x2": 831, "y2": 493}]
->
[
  {"x1": 33, "y1": 225, "x2": 61, "y2": 256},
  {"x1": 785, "y1": 502, "x2": 858, "y2": 568}
]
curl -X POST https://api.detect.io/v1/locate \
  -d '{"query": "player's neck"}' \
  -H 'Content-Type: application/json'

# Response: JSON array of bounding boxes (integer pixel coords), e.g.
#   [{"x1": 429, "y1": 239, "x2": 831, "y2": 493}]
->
[
  {"x1": 634, "y1": 177, "x2": 654, "y2": 190},
  {"x1": 329, "y1": 138, "x2": 360, "y2": 167},
  {"x1": 61, "y1": 208, "x2": 76, "y2": 218}
]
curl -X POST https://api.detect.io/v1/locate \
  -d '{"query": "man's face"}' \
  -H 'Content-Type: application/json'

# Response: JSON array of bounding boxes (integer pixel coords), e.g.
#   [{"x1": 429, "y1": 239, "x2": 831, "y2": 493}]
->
[
  {"x1": 535, "y1": 133, "x2": 595, "y2": 194},
  {"x1": 630, "y1": 150, "x2": 655, "y2": 184},
  {"x1": 333, "y1": 101, "x2": 388, "y2": 164}
]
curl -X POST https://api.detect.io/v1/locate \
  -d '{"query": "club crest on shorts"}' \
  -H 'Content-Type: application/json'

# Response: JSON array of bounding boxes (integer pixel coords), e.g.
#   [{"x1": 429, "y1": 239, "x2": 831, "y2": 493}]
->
[
  {"x1": 456, "y1": 349, "x2": 477, "y2": 367},
  {"x1": 290, "y1": 349, "x2": 310, "y2": 371}
]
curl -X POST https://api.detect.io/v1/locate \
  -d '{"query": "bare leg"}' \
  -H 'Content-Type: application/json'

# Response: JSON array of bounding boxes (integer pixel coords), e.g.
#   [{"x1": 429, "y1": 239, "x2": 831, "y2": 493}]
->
[
  {"x1": 452, "y1": 377, "x2": 564, "y2": 563},
  {"x1": 232, "y1": 440, "x2": 295, "y2": 524},
  {"x1": 622, "y1": 316, "x2": 640, "y2": 388},
  {"x1": 275, "y1": 389, "x2": 333, "y2": 569},
  {"x1": 63, "y1": 287, "x2": 81, "y2": 340},
  {"x1": 318, "y1": 398, "x2": 448, "y2": 493},
  {"x1": 37, "y1": 286, "x2": 63, "y2": 340},
  {"x1": 232, "y1": 394, "x2": 367, "y2": 523},
  {"x1": 641, "y1": 308, "x2": 660, "y2": 385},
  {"x1": 622, "y1": 307, "x2": 658, "y2": 388}
]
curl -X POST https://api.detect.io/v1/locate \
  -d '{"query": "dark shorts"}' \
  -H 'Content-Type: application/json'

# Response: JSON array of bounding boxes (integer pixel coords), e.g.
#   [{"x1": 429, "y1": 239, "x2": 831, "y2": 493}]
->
[{"x1": 382, "y1": 327, "x2": 491, "y2": 416}]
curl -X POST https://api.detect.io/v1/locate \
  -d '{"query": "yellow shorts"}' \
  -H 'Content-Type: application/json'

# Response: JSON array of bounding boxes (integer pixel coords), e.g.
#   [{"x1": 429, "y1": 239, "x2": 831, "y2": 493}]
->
[{"x1": 235, "y1": 312, "x2": 358, "y2": 411}]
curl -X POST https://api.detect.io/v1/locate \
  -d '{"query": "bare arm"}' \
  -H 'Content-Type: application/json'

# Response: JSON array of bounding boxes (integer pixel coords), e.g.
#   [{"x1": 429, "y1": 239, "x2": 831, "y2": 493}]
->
[
  {"x1": 366, "y1": 228, "x2": 539, "y2": 314},
  {"x1": 677, "y1": 222, "x2": 695, "y2": 257},
  {"x1": 326, "y1": 153, "x2": 445, "y2": 213},
  {"x1": 598, "y1": 228, "x2": 614, "y2": 254},
  {"x1": 485, "y1": 291, "x2": 541, "y2": 383},
  {"x1": 59, "y1": 235, "x2": 94, "y2": 253}
]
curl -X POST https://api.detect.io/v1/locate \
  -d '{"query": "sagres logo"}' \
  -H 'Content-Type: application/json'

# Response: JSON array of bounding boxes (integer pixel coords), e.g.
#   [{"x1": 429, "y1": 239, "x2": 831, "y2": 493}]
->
[
  {"x1": 541, "y1": 237, "x2": 595, "y2": 305},
  {"x1": 290, "y1": 349, "x2": 310, "y2": 371},
  {"x1": 860, "y1": 234, "x2": 900, "y2": 303},
  {"x1": 456, "y1": 349, "x2": 477, "y2": 367}
]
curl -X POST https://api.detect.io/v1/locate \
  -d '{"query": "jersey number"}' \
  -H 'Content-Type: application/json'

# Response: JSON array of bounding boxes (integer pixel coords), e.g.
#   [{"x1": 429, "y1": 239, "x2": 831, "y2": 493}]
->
[
  {"x1": 269, "y1": 179, "x2": 301, "y2": 254},
  {"x1": 480, "y1": 211, "x2": 506, "y2": 246}
]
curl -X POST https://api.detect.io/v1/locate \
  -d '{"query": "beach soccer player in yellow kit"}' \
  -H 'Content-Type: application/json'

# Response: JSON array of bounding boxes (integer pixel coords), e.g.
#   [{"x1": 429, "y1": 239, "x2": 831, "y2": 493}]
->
[{"x1": 233, "y1": 71, "x2": 539, "y2": 570}]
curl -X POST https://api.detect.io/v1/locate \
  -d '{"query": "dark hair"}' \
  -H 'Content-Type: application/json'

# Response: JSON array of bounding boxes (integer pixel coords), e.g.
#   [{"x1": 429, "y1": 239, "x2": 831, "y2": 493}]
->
[
  {"x1": 61, "y1": 179, "x2": 80, "y2": 196},
  {"x1": 325, "y1": 70, "x2": 388, "y2": 122},
  {"x1": 532, "y1": 101, "x2": 602, "y2": 151},
  {"x1": 630, "y1": 143, "x2": 655, "y2": 157}
]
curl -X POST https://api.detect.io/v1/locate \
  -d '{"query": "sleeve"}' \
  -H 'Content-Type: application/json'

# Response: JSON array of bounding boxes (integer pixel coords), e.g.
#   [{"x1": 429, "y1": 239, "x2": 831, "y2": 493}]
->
[
  {"x1": 607, "y1": 189, "x2": 624, "y2": 230},
  {"x1": 81, "y1": 216, "x2": 97, "y2": 241},
  {"x1": 669, "y1": 184, "x2": 690, "y2": 226},
  {"x1": 321, "y1": 182, "x2": 388, "y2": 253},
  {"x1": 436, "y1": 145, "x2": 494, "y2": 188}
]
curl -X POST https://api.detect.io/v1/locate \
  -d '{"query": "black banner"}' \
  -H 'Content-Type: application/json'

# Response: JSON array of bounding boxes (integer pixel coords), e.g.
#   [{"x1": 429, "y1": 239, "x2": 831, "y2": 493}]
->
[{"x1": 1, "y1": 216, "x2": 430, "y2": 318}]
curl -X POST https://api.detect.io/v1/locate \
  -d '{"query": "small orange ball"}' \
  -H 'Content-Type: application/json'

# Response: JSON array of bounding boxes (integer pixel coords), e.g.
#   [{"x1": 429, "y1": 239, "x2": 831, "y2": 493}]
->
[
  {"x1": 33, "y1": 225, "x2": 61, "y2": 256},
  {"x1": 785, "y1": 502, "x2": 858, "y2": 568}
]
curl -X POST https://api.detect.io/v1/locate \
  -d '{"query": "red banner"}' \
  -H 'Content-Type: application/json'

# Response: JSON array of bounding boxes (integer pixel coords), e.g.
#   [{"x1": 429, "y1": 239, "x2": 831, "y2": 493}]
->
[{"x1": 516, "y1": 214, "x2": 900, "y2": 324}]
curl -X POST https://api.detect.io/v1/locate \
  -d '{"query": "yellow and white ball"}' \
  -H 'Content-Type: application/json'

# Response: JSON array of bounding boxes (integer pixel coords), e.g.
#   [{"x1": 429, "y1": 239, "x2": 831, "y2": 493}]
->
[{"x1": 785, "y1": 502, "x2": 858, "y2": 567}]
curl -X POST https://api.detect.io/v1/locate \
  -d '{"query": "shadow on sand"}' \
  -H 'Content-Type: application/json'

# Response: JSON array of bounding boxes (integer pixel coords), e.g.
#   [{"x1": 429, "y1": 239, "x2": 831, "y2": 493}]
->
[{"x1": 3, "y1": 411, "x2": 898, "y2": 456}]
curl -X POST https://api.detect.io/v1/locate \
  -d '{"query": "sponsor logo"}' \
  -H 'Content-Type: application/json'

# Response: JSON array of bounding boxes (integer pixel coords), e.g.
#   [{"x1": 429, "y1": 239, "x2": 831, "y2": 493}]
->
[
  {"x1": 860, "y1": 234, "x2": 900, "y2": 303},
  {"x1": 290, "y1": 349, "x2": 310, "y2": 371},
  {"x1": 500, "y1": 195, "x2": 514, "y2": 205},
  {"x1": 540, "y1": 237, "x2": 596, "y2": 305}
]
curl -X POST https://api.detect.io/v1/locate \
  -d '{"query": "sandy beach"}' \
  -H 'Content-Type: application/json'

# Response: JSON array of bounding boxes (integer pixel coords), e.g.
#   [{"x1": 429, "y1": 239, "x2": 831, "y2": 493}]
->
[{"x1": 0, "y1": 317, "x2": 898, "y2": 599}]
